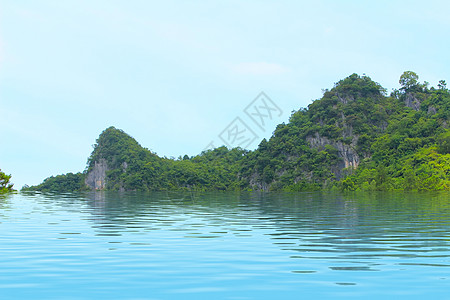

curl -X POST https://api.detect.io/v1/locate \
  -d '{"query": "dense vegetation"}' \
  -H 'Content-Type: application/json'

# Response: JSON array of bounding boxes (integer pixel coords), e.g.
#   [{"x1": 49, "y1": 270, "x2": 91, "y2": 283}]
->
[
  {"x1": 0, "y1": 169, "x2": 14, "y2": 193},
  {"x1": 22, "y1": 172, "x2": 87, "y2": 193},
  {"x1": 239, "y1": 72, "x2": 450, "y2": 191},
  {"x1": 24, "y1": 127, "x2": 248, "y2": 192},
  {"x1": 24, "y1": 72, "x2": 450, "y2": 192},
  {"x1": 85, "y1": 126, "x2": 248, "y2": 191}
]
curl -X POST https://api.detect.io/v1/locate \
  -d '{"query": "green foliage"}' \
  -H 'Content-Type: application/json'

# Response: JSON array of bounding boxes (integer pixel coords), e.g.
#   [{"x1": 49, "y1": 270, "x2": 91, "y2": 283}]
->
[
  {"x1": 438, "y1": 80, "x2": 447, "y2": 90},
  {"x1": 337, "y1": 84, "x2": 449, "y2": 191},
  {"x1": 0, "y1": 169, "x2": 14, "y2": 193},
  {"x1": 399, "y1": 71, "x2": 419, "y2": 91},
  {"x1": 22, "y1": 172, "x2": 87, "y2": 193},
  {"x1": 341, "y1": 177, "x2": 357, "y2": 191},
  {"x1": 437, "y1": 130, "x2": 450, "y2": 154}
]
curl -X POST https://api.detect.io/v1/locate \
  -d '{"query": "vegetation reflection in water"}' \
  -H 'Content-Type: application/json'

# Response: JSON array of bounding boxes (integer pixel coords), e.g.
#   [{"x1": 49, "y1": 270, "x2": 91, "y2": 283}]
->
[{"x1": 1, "y1": 191, "x2": 449, "y2": 299}]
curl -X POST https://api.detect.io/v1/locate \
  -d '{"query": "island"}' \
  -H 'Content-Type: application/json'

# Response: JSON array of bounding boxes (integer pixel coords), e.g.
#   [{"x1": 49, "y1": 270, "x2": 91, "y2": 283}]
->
[{"x1": 23, "y1": 72, "x2": 450, "y2": 192}]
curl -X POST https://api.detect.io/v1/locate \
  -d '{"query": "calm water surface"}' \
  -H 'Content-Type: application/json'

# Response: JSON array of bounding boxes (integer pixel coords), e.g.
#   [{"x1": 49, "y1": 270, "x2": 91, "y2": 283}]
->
[{"x1": 1, "y1": 191, "x2": 450, "y2": 299}]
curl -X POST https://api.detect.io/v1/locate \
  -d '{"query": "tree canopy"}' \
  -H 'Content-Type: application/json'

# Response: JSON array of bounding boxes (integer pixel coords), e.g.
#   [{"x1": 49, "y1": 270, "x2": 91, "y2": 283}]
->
[
  {"x1": 399, "y1": 71, "x2": 419, "y2": 91},
  {"x1": 0, "y1": 169, "x2": 14, "y2": 193}
]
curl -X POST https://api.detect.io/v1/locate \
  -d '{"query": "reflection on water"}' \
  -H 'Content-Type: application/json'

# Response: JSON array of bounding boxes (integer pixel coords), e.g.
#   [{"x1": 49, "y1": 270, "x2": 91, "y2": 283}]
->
[{"x1": 1, "y1": 191, "x2": 450, "y2": 299}]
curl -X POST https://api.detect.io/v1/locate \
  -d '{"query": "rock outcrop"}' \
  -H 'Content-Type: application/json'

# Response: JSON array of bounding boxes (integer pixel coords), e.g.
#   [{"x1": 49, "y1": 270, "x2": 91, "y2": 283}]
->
[
  {"x1": 307, "y1": 132, "x2": 360, "y2": 178},
  {"x1": 85, "y1": 159, "x2": 108, "y2": 190},
  {"x1": 405, "y1": 93, "x2": 421, "y2": 111}
]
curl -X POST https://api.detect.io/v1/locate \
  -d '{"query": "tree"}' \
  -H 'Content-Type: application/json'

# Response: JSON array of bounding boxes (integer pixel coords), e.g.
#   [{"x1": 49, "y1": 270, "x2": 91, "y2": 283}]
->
[
  {"x1": 0, "y1": 169, "x2": 14, "y2": 193},
  {"x1": 437, "y1": 130, "x2": 450, "y2": 154},
  {"x1": 438, "y1": 80, "x2": 447, "y2": 90},
  {"x1": 341, "y1": 177, "x2": 357, "y2": 191},
  {"x1": 399, "y1": 71, "x2": 419, "y2": 91}
]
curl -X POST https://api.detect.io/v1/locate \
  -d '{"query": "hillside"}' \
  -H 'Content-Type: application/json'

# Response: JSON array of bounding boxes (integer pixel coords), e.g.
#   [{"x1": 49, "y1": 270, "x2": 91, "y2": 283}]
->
[
  {"x1": 241, "y1": 73, "x2": 450, "y2": 191},
  {"x1": 24, "y1": 72, "x2": 450, "y2": 192}
]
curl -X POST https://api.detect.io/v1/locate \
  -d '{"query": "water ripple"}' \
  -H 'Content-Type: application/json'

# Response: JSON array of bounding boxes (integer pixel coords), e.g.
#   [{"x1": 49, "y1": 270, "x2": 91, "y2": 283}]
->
[{"x1": 0, "y1": 191, "x2": 449, "y2": 299}]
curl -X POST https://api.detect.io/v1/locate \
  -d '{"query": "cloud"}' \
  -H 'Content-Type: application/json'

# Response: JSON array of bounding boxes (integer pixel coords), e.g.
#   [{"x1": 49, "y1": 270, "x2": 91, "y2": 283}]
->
[{"x1": 231, "y1": 62, "x2": 289, "y2": 75}]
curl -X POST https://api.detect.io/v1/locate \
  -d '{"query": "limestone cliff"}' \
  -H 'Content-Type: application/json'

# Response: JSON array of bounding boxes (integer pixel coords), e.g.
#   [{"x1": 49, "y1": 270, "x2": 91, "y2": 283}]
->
[
  {"x1": 85, "y1": 159, "x2": 108, "y2": 190},
  {"x1": 405, "y1": 93, "x2": 422, "y2": 111},
  {"x1": 307, "y1": 132, "x2": 360, "y2": 171}
]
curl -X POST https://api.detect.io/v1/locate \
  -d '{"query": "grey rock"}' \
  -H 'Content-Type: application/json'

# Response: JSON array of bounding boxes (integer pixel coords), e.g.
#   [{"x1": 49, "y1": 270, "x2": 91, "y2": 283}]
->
[
  {"x1": 85, "y1": 159, "x2": 108, "y2": 190},
  {"x1": 405, "y1": 93, "x2": 421, "y2": 111},
  {"x1": 427, "y1": 105, "x2": 437, "y2": 115},
  {"x1": 306, "y1": 132, "x2": 360, "y2": 179}
]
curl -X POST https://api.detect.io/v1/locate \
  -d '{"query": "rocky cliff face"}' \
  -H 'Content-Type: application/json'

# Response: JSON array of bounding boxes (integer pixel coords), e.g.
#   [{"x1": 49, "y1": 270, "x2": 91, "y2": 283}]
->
[
  {"x1": 405, "y1": 93, "x2": 421, "y2": 111},
  {"x1": 85, "y1": 159, "x2": 108, "y2": 190},
  {"x1": 307, "y1": 132, "x2": 360, "y2": 178},
  {"x1": 248, "y1": 174, "x2": 270, "y2": 192}
]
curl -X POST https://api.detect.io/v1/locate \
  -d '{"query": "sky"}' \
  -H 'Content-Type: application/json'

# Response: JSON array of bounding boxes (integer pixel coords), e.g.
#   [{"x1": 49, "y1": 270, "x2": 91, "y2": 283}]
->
[{"x1": 1, "y1": 0, "x2": 449, "y2": 189}]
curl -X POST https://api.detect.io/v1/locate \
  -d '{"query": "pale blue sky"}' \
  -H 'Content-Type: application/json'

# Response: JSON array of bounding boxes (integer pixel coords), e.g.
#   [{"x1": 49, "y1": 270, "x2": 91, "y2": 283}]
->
[{"x1": 1, "y1": 0, "x2": 449, "y2": 188}]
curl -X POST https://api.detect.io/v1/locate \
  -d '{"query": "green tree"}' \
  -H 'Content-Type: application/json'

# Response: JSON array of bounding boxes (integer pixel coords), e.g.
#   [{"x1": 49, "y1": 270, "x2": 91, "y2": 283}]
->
[
  {"x1": 403, "y1": 168, "x2": 416, "y2": 191},
  {"x1": 437, "y1": 130, "x2": 450, "y2": 154},
  {"x1": 0, "y1": 169, "x2": 14, "y2": 193},
  {"x1": 399, "y1": 71, "x2": 419, "y2": 91},
  {"x1": 341, "y1": 177, "x2": 356, "y2": 191}
]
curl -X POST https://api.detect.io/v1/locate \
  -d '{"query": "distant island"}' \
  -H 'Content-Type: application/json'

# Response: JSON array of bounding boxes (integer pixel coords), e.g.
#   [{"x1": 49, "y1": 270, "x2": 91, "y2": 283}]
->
[{"x1": 23, "y1": 72, "x2": 450, "y2": 192}]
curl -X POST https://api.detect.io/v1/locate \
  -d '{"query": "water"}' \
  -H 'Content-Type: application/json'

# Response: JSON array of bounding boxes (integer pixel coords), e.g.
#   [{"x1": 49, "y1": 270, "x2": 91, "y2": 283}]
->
[{"x1": 1, "y1": 191, "x2": 450, "y2": 299}]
